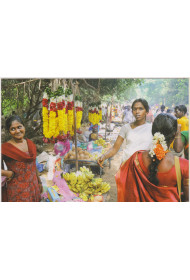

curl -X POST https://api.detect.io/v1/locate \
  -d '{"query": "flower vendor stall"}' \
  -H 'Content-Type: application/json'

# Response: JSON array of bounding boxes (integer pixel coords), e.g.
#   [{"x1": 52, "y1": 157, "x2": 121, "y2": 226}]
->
[{"x1": 40, "y1": 83, "x2": 111, "y2": 202}]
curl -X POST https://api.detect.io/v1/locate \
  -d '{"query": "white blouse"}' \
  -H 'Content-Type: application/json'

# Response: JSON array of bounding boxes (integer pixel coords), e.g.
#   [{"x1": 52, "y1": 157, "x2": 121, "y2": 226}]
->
[{"x1": 119, "y1": 123, "x2": 152, "y2": 163}]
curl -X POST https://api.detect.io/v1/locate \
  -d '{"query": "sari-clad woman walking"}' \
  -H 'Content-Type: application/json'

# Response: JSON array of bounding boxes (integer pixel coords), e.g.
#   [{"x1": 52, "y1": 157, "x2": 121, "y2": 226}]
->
[
  {"x1": 98, "y1": 98, "x2": 152, "y2": 166},
  {"x1": 115, "y1": 114, "x2": 189, "y2": 202}
]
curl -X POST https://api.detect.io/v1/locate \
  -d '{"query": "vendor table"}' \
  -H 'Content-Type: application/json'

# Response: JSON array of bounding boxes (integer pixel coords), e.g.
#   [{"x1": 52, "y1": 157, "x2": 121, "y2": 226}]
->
[{"x1": 64, "y1": 158, "x2": 111, "y2": 177}]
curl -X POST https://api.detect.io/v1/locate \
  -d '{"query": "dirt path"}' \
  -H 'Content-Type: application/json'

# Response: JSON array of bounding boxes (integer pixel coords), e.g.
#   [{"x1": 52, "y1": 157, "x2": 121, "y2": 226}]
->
[{"x1": 101, "y1": 144, "x2": 125, "y2": 202}]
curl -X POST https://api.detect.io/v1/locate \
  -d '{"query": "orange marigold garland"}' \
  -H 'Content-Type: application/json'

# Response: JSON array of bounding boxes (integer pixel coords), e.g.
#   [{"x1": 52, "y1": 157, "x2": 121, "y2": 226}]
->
[{"x1": 149, "y1": 132, "x2": 168, "y2": 160}]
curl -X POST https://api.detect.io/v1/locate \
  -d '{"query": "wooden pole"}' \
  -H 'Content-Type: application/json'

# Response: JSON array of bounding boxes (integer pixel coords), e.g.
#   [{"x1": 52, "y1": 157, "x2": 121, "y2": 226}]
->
[
  {"x1": 105, "y1": 103, "x2": 108, "y2": 140},
  {"x1": 72, "y1": 82, "x2": 79, "y2": 171},
  {"x1": 16, "y1": 87, "x2": 19, "y2": 111}
]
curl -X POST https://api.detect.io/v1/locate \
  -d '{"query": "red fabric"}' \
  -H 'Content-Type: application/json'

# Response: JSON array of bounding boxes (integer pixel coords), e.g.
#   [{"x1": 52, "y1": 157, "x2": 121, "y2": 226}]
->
[
  {"x1": 2, "y1": 139, "x2": 36, "y2": 162},
  {"x1": 1, "y1": 140, "x2": 41, "y2": 202},
  {"x1": 115, "y1": 151, "x2": 188, "y2": 202}
]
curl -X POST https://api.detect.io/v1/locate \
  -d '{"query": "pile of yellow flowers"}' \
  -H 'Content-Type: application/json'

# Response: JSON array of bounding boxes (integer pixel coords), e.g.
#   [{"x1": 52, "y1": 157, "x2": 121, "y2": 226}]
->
[{"x1": 62, "y1": 166, "x2": 110, "y2": 201}]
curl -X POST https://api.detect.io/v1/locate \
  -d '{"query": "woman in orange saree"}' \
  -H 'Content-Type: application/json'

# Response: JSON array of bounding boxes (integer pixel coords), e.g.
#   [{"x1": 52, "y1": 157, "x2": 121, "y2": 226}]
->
[{"x1": 115, "y1": 114, "x2": 189, "y2": 202}]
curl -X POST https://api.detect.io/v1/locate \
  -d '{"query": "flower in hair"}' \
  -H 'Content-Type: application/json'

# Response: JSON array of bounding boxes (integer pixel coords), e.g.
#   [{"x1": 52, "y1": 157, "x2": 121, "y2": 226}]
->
[{"x1": 149, "y1": 132, "x2": 168, "y2": 160}]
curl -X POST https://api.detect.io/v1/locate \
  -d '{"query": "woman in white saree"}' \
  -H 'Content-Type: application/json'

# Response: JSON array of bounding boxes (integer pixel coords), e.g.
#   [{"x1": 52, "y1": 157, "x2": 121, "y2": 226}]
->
[{"x1": 97, "y1": 98, "x2": 152, "y2": 166}]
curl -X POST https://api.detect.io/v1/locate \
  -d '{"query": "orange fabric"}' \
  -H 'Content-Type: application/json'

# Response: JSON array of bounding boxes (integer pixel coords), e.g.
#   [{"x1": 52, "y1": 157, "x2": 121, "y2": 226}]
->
[{"x1": 115, "y1": 151, "x2": 189, "y2": 202}]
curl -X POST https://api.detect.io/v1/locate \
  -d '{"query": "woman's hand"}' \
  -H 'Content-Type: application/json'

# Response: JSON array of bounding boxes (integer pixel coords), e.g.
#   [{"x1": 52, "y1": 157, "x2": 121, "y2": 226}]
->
[
  {"x1": 97, "y1": 135, "x2": 124, "y2": 168},
  {"x1": 97, "y1": 155, "x2": 105, "y2": 168},
  {"x1": 1, "y1": 170, "x2": 15, "y2": 181}
]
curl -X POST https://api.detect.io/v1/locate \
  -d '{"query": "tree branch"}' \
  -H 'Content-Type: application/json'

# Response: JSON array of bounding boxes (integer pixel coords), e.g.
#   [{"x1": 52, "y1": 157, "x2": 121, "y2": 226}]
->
[{"x1": 83, "y1": 79, "x2": 98, "y2": 91}]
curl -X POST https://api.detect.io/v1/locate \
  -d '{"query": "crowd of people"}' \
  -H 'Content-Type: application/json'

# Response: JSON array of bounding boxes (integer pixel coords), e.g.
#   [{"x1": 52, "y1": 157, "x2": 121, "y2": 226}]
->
[{"x1": 1, "y1": 99, "x2": 189, "y2": 202}]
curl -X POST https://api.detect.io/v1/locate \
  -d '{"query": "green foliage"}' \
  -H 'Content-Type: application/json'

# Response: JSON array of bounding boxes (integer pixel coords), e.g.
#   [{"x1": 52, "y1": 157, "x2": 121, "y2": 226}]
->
[{"x1": 136, "y1": 78, "x2": 189, "y2": 107}]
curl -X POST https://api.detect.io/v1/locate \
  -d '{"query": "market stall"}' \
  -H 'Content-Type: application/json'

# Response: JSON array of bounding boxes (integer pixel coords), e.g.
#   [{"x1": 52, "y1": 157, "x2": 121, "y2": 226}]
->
[{"x1": 39, "y1": 83, "x2": 111, "y2": 202}]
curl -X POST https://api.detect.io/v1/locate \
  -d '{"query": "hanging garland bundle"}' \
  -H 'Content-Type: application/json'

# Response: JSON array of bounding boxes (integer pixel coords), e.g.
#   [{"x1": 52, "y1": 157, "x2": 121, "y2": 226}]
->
[
  {"x1": 42, "y1": 92, "x2": 51, "y2": 139},
  {"x1": 42, "y1": 87, "x2": 68, "y2": 141},
  {"x1": 75, "y1": 95, "x2": 83, "y2": 130},
  {"x1": 42, "y1": 86, "x2": 84, "y2": 141},
  {"x1": 49, "y1": 97, "x2": 57, "y2": 138},
  {"x1": 88, "y1": 102, "x2": 102, "y2": 125}
]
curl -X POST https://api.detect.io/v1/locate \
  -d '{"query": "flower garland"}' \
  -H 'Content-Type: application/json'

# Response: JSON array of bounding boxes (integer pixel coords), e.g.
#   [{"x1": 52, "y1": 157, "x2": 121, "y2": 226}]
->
[
  {"x1": 149, "y1": 132, "x2": 169, "y2": 160},
  {"x1": 57, "y1": 95, "x2": 65, "y2": 132},
  {"x1": 75, "y1": 100, "x2": 83, "y2": 129},
  {"x1": 42, "y1": 87, "x2": 84, "y2": 140},
  {"x1": 49, "y1": 97, "x2": 57, "y2": 138},
  {"x1": 42, "y1": 92, "x2": 51, "y2": 139},
  {"x1": 98, "y1": 107, "x2": 102, "y2": 122},
  {"x1": 88, "y1": 102, "x2": 102, "y2": 125},
  {"x1": 66, "y1": 92, "x2": 74, "y2": 136}
]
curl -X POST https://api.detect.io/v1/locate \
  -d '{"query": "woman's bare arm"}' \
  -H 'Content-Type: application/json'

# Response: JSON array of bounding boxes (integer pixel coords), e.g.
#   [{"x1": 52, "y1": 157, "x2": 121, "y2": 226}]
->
[
  {"x1": 97, "y1": 135, "x2": 124, "y2": 168},
  {"x1": 173, "y1": 124, "x2": 184, "y2": 153},
  {"x1": 182, "y1": 178, "x2": 189, "y2": 202}
]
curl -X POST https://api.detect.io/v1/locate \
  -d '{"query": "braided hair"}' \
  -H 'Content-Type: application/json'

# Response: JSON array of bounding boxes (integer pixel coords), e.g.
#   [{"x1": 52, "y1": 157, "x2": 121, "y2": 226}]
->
[{"x1": 148, "y1": 113, "x2": 177, "y2": 185}]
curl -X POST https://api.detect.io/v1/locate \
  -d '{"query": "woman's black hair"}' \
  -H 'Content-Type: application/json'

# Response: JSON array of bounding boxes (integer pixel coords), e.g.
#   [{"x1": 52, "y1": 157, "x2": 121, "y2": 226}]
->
[
  {"x1": 149, "y1": 113, "x2": 177, "y2": 185},
  {"x1": 178, "y1": 105, "x2": 187, "y2": 114},
  {"x1": 131, "y1": 98, "x2": 149, "y2": 113},
  {"x1": 5, "y1": 115, "x2": 24, "y2": 131},
  {"x1": 160, "y1": 105, "x2": 165, "y2": 112}
]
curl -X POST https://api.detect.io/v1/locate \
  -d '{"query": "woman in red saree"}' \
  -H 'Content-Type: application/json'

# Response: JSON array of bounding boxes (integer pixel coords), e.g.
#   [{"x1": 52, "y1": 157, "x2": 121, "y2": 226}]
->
[
  {"x1": 115, "y1": 114, "x2": 189, "y2": 202},
  {"x1": 1, "y1": 115, "x2": 42, "y2": 202}
]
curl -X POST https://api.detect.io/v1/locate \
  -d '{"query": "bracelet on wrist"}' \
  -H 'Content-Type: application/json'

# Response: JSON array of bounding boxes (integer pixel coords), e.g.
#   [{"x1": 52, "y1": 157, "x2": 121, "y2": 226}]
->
[{"x1": 7, "y1": 171, "x2": 15, "y2": 181}]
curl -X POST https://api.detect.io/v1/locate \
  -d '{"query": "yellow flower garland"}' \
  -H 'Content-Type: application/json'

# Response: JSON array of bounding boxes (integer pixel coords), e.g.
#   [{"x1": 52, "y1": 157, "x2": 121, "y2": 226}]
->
[
  {"x1": 76, "y1": 110, "x2": 83, "y2": 129},
  {"x1": 42, "y1": 107, "x2": 51, "y2": 138},
  {"x1": 54, "y1": 117, "x2": 60, "y2": 138},
  {"x1": 58, "y1": 109, "x2": 64, "y2": 132},
  {"x1": 67, "y1": 109, "x2": 74, "y2": 135},
  {"x1": 88, "y1": 112, "x2": 92, "y2": 123},
  {"x1": 63, "y1": 108, "x2": 68, "y2": 135},
  {"x1": 49, "y1": 111, "x2": 56, "y2": 138}
]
